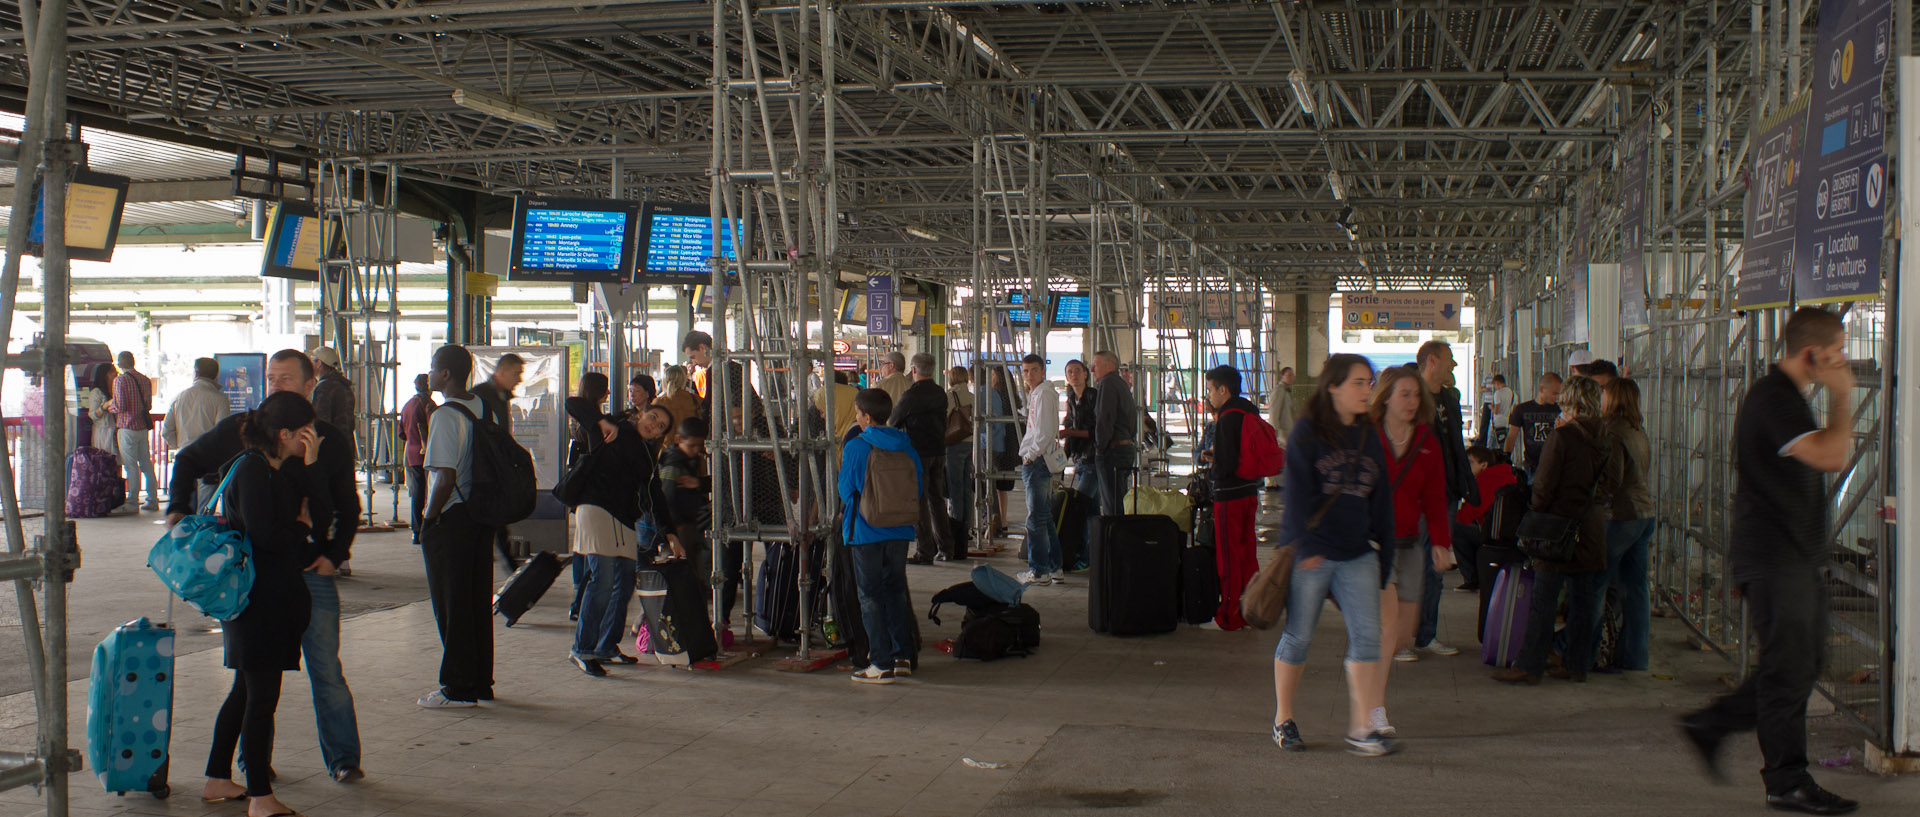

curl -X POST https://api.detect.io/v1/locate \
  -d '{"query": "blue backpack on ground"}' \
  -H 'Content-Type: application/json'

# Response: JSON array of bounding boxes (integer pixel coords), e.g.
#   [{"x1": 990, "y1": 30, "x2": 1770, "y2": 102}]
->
[
  {"x1": 147, "y1": 457, "x2": 253, "y2": 621},
  {"x1": 86, "y1": 616, "x2": 175, "y2": 798}
]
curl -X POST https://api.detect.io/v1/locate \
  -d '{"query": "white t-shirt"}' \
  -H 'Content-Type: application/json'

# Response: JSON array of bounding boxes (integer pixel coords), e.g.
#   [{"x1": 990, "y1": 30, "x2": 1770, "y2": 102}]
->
[
  {"x1": 1493, "y1": 386, "x2": 1516, "y2": 415},
  {"x1": 425, "y1": 395, "x2": 484, "y2": 503}
]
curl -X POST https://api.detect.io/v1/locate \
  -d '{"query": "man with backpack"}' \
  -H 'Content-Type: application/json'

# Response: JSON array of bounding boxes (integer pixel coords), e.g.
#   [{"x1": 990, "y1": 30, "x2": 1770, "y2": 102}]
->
[
  {"x1": 418, "y1": 344, "x2": 498, "y2": 709},
  {"x1": 1203, "y1": 365, "x2": 1278, "y2": 630},
  {"x1": 839, "y1": 388, "x2": 924, "y2": 685}
]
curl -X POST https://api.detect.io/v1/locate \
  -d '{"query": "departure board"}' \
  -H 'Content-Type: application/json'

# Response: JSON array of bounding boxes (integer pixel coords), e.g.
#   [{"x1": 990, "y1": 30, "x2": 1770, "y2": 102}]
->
[
  {"x1": 509, "y1": 196, "x2": 640, "y2": 283},
  {"x1": 638, "y1": 201, "x2": 741, "y2": 285},
  {"x1": 1006, "y1": 291, "x2": 1034, "y2": 324},
  {"x1": 1051, "y1": 292, "x2": 1091, "y2": 326}
]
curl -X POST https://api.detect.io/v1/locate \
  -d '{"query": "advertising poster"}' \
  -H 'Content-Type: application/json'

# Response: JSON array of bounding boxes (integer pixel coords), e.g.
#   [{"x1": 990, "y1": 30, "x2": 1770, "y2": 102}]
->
[
  {"x1": 1793, "y1": 0, "x2": 1891, "y2": 304},
  {"x1": 1738, "y1": 94, "x2": 1811, "y2": 309},
  {"x1": 470, "y1": 346, "x2": 569, "y2": 491},
  {"x1": 215, "y1": 353, "x2": 267, "y2": 413},
  {"x1": 1619, "y1": 114, "x2": 1651, "y2": 329}
]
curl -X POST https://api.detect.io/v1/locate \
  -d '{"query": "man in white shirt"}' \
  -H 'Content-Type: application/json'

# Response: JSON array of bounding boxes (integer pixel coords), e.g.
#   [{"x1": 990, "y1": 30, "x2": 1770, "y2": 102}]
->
[
  {"x1": 1265, "y1": 366, "x2": 1297, "y2": 491},
  {"x1": 418, "y1": 344, "x2": 494, "y2": 709},
  {"x1": 163, "y1": 357, "x2": 231, "y2": 450},
  {"x1": 1017, "y1": 354, "x2": 1065, "y2": 585},
  {"x1": 1489, "y1": 374, "x2": 1516, "y2": 449}
]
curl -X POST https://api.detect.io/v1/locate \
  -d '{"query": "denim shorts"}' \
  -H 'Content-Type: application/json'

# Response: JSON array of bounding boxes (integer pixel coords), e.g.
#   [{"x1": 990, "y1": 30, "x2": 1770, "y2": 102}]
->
[
  {"x1": 1388, "y1": 536, "x2": 1424, "y2": 604},
  {"x1": 1275, "y1": 551, "x2": 1382, "y2": 665}
]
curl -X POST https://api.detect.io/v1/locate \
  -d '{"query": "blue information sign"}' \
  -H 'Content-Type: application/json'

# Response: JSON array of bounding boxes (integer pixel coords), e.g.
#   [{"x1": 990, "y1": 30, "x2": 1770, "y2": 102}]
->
[
  {"x1": 868, "y1": 271, "x2": 896, "y2": 335},
  {"x1": 520, "y1": 208, "x2": 631, "y2": 272},
  {"x1": 215, "y1": 353, "x2": 266, "y2": 413},
  {"x1": 1737, "y1": 94, "x2": 1810, "y2": 310},
  {"x1": 641, "y1": 213, "x2": 739, "y2": 283},
  {"x1": 1793, "y1": 0, "x2": 1890, "y2": 305}
]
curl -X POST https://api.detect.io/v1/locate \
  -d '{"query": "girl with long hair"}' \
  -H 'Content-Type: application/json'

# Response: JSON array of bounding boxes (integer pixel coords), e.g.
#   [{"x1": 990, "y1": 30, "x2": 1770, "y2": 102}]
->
[
  {"x1": 1599, "y1": 378, "x2": 1654, "y2": 671},
  {"x1": 1367, "y1": 366, "x2": 1454, "y2": 733}
]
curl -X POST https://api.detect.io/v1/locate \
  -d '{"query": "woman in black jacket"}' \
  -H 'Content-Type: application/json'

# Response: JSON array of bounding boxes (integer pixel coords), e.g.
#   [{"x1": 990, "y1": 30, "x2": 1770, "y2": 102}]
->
[
  {"x1": 200, "y1": 391, "x2": 324, "y2": 817},
  {"x1": 568, "y1": 411, "x2": 681, "y2": 677},
  {"x1": 1493, "y1": 375, "x2": 1622, "y2": 685}
]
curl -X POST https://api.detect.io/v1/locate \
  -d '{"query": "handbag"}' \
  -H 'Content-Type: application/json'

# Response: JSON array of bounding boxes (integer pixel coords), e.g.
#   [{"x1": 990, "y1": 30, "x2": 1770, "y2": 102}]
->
[
  {"x1": 1241, "y1": 448, "x2": 1364, "y2": 630},
  {"x1": 1516, "y1": 442, "x2": 1614, "y2": 563},
  {"x1": 944, "y1": 389, "x2": 972, "y2": 446},
  {"x1": 552, "y1": 443, "x2": 602, "y2": 508},
  {"x1": 147, "y1": 455, "x2": 255, "y2": 621}
]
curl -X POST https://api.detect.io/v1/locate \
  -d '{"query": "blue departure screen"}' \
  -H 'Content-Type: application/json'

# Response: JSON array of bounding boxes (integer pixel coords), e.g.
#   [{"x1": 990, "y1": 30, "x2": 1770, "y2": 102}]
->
[
  {"x1": 642, "y1": 213, "x2": 739, "y2": 281},
  {"x1": 1007, "y1": 292, "x2": 1033, "y2": 324},
  {"x1": 520, "y1": 208, "x2": 630, "y2": 272},
  {"x1": 1052, "y1": 293, "x2": 1091, "y2": 326}
]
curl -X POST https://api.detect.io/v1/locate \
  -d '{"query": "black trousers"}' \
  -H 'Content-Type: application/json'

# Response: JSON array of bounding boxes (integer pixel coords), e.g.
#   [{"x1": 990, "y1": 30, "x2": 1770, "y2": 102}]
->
[
  {"x1": 1687, "y1": 567, "x2": 1827, "y2": 794},
  {"x1": 912, "y1": 453, "x2": 957, "y2": 560},
  {"x1": 205, "y1": 669, "x2": 285, "y2": 797},
  {"x1": 406, "y1": 465, "x2": 427, "y2": 543},
  {"x1": 422, "y1": 504, "x2": 495, "y2": 702}
]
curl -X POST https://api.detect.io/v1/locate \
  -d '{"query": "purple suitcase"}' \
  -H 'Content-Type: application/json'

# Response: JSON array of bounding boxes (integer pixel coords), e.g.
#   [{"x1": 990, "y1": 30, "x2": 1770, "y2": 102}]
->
[
  {"x1": 1480, "y1": 563, "x2": 1533, "y2": 668},
  {"x1": 67, "y1": 446, "x2": 123, "y2": 519}
]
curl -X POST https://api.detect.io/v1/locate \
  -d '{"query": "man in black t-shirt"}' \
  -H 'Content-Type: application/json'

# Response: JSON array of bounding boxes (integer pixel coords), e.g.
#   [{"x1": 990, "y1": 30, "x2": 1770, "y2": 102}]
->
[
  {"x1": 1504, "y1": 372, "x2": 1563, "y2": 476},
  {"x1": 1680, "y1": 307, "x2": 1858, "y2": 816}
]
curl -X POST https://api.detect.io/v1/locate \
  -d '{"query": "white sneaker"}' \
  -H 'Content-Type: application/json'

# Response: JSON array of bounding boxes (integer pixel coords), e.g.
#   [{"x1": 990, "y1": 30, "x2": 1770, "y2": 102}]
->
[
  {"x1": 850, "y1": 665, "x2": 895, "y2": 685},
  {"x1": 1048, "y1": 574, "x2": 1066, "y2": 585},
  {"x1": 1015, "y1": 570, "x2": 1045, "y2": 585},
  {"x1": 1369, "y1": 706, "x2": 1398, "y2": 738},
  {"x1": 1423, "y1": 640, "x2": 1461, "y2": 657},
  {"x1": 1393, "y1": 648, "x2": 1419, "y2": 663},
  {"x1": 417, "y1": 690, "x2": 477, "y2": 709}
]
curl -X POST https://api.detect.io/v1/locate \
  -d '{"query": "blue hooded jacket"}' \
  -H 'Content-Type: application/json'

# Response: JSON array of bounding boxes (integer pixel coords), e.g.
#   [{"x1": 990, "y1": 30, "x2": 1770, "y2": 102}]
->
[{"x1": 839, "y1": 425, "x2": 924, "y2": 545}]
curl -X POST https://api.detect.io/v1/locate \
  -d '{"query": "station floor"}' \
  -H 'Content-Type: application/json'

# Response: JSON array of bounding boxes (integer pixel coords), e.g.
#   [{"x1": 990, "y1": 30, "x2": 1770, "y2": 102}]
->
[{"x1": 2, "y1": 489, "x2": 1916, "y2": 817}]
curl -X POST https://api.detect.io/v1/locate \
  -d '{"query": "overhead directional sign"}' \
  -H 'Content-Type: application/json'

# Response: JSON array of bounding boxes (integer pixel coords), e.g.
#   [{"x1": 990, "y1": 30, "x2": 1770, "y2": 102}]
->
[
  {"x1": 1737, "y1": 94, "x2": 1810, "y2": 310},
  {"x1": 1793, "y1": 0, "x2": 1891, "y2": 305},
  {"x1": 1341, "y1": 291, "x2": 1464, "y2": 331}
]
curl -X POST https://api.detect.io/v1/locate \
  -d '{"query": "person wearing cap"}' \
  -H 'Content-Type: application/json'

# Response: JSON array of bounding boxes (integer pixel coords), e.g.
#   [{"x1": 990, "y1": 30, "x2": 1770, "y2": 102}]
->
[
  {"x1": 1567, "y1": 348, "x2": 1596, "y2": 377},
  {"x1": 310, "y1": 346, "x2": 357, "y2": 459}
]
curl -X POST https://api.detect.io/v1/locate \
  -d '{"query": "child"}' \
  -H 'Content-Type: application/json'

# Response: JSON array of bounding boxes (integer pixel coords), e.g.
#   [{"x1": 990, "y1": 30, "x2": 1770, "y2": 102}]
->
[
  {"x1": 660, "y1": 417, "x2": 728, "y2": 612},
  {"x1": 838, "y1": 389, "x2": 923, "y2": 685},
  {"x1": 1455, "y1": 446, "x2": 1519, "y2": 592}
]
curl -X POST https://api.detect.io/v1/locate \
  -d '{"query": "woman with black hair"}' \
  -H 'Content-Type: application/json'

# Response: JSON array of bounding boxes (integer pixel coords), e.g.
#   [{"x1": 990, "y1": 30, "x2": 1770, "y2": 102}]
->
[
  {"x1": 80, "y1": 362, "x2": 120, "y2": 450},
  {"x1": 568, "y1": 406, "x2": 683, "y2": 677},
  {"x1": 200, "y1": 391, "x2": 325, "y2": 817}
]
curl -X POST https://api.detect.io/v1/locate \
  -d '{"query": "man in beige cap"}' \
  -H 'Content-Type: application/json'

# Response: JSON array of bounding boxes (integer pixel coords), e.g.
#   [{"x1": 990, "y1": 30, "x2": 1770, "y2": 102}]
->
[{"x1": 310, "y1": 345, "x2": 357, "y2": 458}]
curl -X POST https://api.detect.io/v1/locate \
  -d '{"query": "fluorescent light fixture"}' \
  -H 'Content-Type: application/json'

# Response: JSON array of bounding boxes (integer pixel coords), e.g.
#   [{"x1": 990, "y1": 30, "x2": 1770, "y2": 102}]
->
[
  {"x1": 452, "y1": 89, "x2": 561, "y2": 130},
  {"x1": 1327, "y1": 169, "x2": 1345, "y2": 201},
  {"x1": 905, "y1": 226, "x2": 940, "y2": 241},
  {"x1": 1288, "y1": 67, "x2": 1315, "y2": 115}
]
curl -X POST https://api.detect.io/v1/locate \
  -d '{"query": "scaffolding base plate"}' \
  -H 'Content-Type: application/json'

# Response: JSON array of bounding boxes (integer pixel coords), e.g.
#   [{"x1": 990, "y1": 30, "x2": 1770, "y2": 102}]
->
[
  {"x1": 775, "y1": 649, "x2": 847, "y2": 673},
  {"x1": 693, "y1": 650, "x2": 760, "y2": 672}
]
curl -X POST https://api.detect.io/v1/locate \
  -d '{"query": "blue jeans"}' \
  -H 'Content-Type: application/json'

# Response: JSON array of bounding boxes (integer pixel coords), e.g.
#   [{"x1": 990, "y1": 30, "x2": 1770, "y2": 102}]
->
[
  {"x1": 569, "y1": 555, "x2": 587, "y2": 619},
  {"x1": 1598, "y1": 518, "x2": 1655, "y2": 670},
  {"x1": 1276, "y1": 553, "x2": 1382, "y2": 665},
  {"x1": 848, "y1": 539, "x2": 913, "y2": 668},
  {"x1": 572, "y1": 554, "x2": 638, "y2": 660},
  {"x1": 117, "y1": 428, "x2": 159, "y2": 507},
  {"x1": 1093, "y1": 446, "x2": 1137, "y2": 517},
  {"x1": 1415, "y1": 536, "x2": 1444, "y2": 647},
  {"x1": 300, "y1": 572, "x2": 361, "y2": 773},
  {"x1": 1021, "y1": 461, "x2": 1060, "y2": 576},
  {"x1": 945, "y1": 443, "x2": 973, "y2": 529}
]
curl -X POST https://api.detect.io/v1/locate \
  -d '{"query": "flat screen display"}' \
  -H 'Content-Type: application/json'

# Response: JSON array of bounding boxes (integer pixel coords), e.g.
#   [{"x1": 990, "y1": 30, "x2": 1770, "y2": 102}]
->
[
  {"x1": 1050, "y1": 292, "x2": 1091, "y2": 327},
  {"x1": 1005, "y1": 291, "x2": 1034, "y2": 325},
  {"x1": 26, "y1": 169, "x2": 132, "y2": 263},
  {"x1": 510, "y1": 195, "x2": 640, "y2": 283},
  {"x1": 839, "y1": 289, "x2": 870, "y2": 326},
  {"x1": 638, "y1": 200, "x2": 742, "y2": 285},
  {"x1": 260, "y1": 200, "x2": 324, "y2": 281}
]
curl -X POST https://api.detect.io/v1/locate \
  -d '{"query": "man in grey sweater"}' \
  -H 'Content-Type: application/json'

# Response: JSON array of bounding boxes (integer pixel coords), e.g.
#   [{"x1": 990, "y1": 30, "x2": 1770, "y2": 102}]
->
[{"x1": 1089, "y1": 351, "x2": 1137, "y2": 517}]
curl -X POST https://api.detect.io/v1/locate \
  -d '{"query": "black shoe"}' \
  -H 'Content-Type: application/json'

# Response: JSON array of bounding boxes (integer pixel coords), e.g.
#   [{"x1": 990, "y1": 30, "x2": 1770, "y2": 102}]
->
[
  {"x1": 1677, "y1": 717, "x2": 1727, "y2": 783},
  {"x1": 611, "y1": 652, "x2": 640, "y2": 665},
  {"x1": 571, "y1": 656, "x2": 608, "y2": 677},
  {"x1": 1766, "y1": 784, "x2": 1858, "y2": 815},
  {"x1": 330, "y1": 766, "x2": 365, "y2": 783},
  {"x1": 907, "y1": 556, "x2": 934, "y2": 566}
]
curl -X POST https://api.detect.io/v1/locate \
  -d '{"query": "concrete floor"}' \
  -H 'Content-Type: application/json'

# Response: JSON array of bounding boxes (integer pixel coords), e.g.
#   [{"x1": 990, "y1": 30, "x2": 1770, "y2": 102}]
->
[{"x1": 2, "y1": 491, "x2": 1915, "y2": 817}]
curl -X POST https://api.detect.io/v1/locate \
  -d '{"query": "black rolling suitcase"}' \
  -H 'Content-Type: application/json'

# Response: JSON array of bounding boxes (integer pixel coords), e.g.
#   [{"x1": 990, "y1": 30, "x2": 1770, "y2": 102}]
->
[
  {"x1": 1053, "y1": 485, "x2": 1098, "y2": 571},
  {"x1": 1182, "y1": 507, "x2": 1221, "y2": 625},
  {"x1": 494, "y1": 550, "x2": 568, "y2": 627},
  {"x1": 754, "y1": 542, "x2": 800, "y2": 641},
  {"x1": 636, "y1": 559, "x2": 719, "y2": 664},
  {"x1": 1088, "y1": 513, "x2": 1183, "y2": 636}
]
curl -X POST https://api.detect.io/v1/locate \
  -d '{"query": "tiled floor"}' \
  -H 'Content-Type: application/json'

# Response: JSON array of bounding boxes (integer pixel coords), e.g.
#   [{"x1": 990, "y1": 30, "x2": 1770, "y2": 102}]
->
[{"x1": 3, "y1": 493, "x2": 1916, "y2": 816}]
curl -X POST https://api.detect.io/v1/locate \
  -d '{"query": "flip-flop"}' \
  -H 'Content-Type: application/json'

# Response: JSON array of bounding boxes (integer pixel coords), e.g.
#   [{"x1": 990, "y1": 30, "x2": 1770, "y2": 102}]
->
[{"x1": 201, "y1": 794, "x2": 247, "y2": 804}]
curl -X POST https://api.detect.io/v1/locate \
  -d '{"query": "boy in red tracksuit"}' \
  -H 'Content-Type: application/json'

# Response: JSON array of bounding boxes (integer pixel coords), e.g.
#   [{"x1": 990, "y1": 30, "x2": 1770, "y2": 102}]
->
[
  {"x1": 1452, "y1": 446, "x2": 1518, "y2": 590},
  {"x1": 1203, "y1": 366, "x2": 1263, "y2": 630}
]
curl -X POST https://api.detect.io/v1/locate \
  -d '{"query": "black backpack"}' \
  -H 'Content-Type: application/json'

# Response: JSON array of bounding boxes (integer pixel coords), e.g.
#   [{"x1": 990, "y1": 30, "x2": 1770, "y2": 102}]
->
[
  {"x1": 1484, "y1": 479, "x2": 1532, "y2": 547},
  {"x1": 445, "y1": 401, "x2": 538, "y2": 528},
  {"x1": 952, "y1": 604, "x2": 1041, "y2": 661}
]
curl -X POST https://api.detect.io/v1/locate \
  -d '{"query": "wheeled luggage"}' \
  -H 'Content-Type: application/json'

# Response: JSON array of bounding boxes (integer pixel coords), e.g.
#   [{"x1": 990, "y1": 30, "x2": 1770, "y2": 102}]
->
[
  {"x1": 67, "y1": 445, "x2": 124, "y2": 518},
  {"x1": 1181, "y1": 507, "x2": 1221, "y2": 625},
  {"x1": 1053, "y1": 486, "x2": 1098, "y2": 571},
  {"x1": 635, "y1": 560, "x2": 718, "y2": 665},
  {"x1": 86, "y1": 616, "x2": 175, "y2": 799},
  {"x1": 1088, "y1": 514, "x2": 1183, "y2": 636},
  {"x1": 1480, "y1": 562, "x2": 1534, "y2": 667},
  {"x1": 494, "y1": 550, "x2": 567, "y2": 627}
]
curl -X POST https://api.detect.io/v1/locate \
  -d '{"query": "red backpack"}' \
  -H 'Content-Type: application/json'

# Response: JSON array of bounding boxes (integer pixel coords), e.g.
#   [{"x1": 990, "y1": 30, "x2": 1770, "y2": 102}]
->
[{"x1": 1226, "y1": 409, "x2": 1284, "y2": 479}]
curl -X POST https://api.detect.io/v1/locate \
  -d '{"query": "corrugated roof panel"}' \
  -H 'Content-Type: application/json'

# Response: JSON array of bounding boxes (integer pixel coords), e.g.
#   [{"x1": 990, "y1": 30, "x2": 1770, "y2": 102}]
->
[{"x1": 0, "y1": 112, "x2": 236, "y2": 181}]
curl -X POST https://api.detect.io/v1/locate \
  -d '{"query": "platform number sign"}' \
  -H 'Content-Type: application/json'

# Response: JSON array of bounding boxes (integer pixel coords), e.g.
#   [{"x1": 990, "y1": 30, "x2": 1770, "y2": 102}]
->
[{"x1": 867, "y1": 270, "x2": 896, "y2": 335}]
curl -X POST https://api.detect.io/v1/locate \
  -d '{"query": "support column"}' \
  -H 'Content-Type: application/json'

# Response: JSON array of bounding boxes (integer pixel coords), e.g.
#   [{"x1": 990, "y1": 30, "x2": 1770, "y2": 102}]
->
[{"x1": 1891, "y1": 55, "x2": 1920, "y2": 759}]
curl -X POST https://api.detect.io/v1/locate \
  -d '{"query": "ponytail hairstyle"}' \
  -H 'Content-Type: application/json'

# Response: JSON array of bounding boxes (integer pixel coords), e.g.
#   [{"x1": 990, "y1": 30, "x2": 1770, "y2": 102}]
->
[
  {"x1": 237, "y1": 391, "x2": 318, "y2": 455},
  {"x1": 1306, "y1": 354, "x2": 1375, "y2": 444}
]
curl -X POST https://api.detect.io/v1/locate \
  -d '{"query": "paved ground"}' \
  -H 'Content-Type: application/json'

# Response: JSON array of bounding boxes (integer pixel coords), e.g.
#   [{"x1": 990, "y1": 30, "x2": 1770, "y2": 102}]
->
[{"x1": 2, "y1": 490, "x2": 1915, "y2": 817}]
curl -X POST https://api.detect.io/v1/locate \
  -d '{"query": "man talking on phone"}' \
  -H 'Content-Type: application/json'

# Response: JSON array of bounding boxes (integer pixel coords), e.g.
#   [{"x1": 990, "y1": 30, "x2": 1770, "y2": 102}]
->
[
  {"x1": 168, "y1": 349, "x2": 365, "y2": 783},
  {"x1": 1678, "y1": 308, "x2": 1857, "y2": 815}
]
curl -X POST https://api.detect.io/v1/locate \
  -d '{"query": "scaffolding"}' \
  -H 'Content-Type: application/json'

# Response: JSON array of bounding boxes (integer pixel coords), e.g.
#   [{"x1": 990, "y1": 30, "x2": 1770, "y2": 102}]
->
[{"x1": 316, "y1": 159, "x2": 405, "y2": 530}]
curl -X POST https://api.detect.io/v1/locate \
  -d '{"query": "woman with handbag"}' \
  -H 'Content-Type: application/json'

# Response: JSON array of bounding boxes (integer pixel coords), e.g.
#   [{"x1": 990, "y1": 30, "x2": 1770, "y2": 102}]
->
[
  {"x1": 566, "y1": 408, "x2": 683, "y2": 678},
  {"x1": 1597, "y1": 378, "x2": 1655, "y2": 671},
  {"x1": 1271, "y1": 354, "x2": 1399, "y2": 757},
  {"x1": 199, "y1": 391, "x2": 324, "y2": 817},
  {"x1": 1369, "y1": 367, "x2": 1455, "y2": 728},
  {"x1": 1493, "y1": 375, "x2": 1621, "y2": 685}
]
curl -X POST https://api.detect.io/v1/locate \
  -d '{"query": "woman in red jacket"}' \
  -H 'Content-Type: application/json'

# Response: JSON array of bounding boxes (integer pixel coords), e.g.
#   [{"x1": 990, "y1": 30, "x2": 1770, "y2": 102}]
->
[{"x1": 1368, "y1": 366, "x2": 1455, "y2": 735}]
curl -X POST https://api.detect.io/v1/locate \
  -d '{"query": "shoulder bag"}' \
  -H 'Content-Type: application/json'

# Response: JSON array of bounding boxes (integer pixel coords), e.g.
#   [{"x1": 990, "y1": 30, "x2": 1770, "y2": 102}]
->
[
  {"x1": 1241, "y1": 447, "x2": 1365, "y2": 630},
  {"x1": 1515, "y1": 441, "x2": 1614, "y2": 564}
]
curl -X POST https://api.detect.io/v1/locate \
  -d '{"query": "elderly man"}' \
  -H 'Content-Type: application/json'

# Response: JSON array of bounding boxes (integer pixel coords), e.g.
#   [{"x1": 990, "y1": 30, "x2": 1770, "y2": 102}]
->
[
  {"x1": 164, "y1": 357, "x2": 230, "y2": 451},
  {"x1": 1089, "y1": 351, "x2": 1137, "y2": 517},
  {"x1": 874, "y1": 351, "x2": 912, "y2": 404}
]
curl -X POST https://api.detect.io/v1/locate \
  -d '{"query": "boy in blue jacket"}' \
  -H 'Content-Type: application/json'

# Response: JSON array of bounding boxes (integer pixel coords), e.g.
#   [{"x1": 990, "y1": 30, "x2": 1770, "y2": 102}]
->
[{"x1": 839, "y1": 388, "x2": 924, "y2": 684}]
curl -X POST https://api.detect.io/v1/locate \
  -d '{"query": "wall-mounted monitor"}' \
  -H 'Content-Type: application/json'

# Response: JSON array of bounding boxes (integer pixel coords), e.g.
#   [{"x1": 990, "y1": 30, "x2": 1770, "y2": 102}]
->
[
  {"x1": 637, "y1": 200, "x2": 742, "y2": 285},
  {"x1": 1050, "y1": 292, "x2": 1091, "y2": 327},
  {"x1": 838, "y1": 288, "x2": 870, "y2": 326},
  {"x1": 1005, "y1": 291, "x2": 1034, "y2": 325},
  {"x1": 260, "y1": 200, "x2": 325, "y2": 281},
  {"x1": 25, "y1": 169, "x2": 132, "y2": 263},
  {"x1": 509, "y1": 195, "x2": 640, "y2": 283}
]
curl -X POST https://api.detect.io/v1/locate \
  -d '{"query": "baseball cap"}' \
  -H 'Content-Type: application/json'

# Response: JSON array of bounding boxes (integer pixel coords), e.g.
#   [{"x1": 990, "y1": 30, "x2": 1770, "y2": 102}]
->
[
  {"x1": 1567, "y1": 349, "x2": 1595, "y2": 368},
  {"x1": 310, "y1": 346, "x2": 342, "y2": 369}
]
